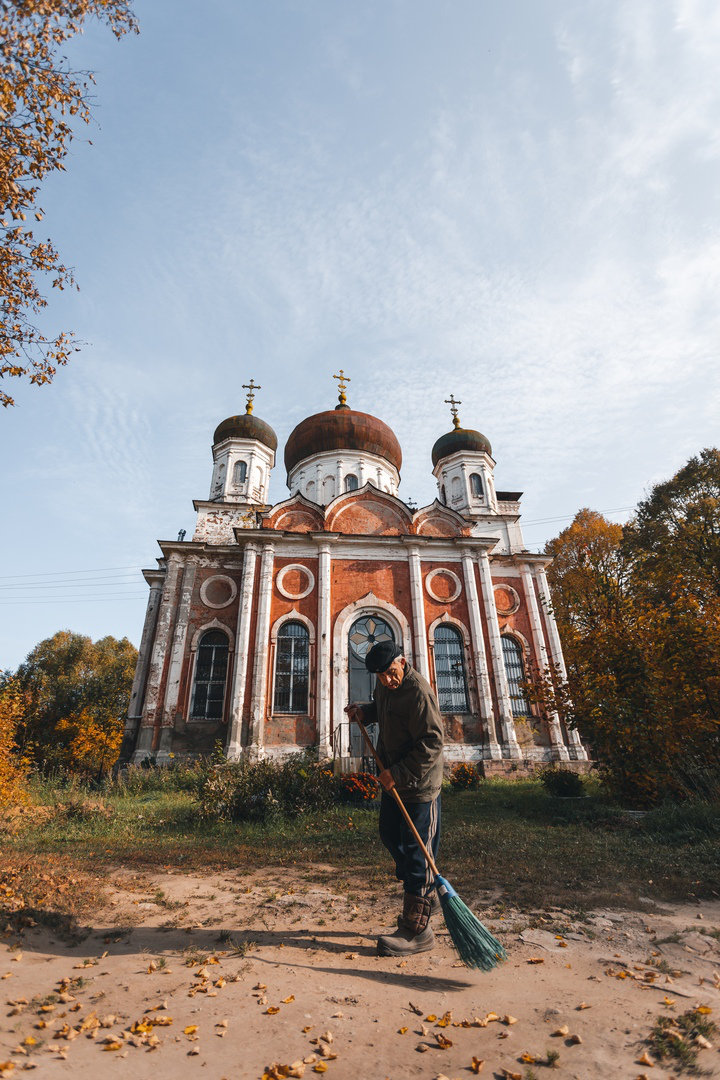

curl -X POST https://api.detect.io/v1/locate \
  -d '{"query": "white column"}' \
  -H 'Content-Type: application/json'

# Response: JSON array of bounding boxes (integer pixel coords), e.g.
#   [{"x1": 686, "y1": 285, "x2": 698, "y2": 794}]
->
[
  {"x1": 226, "y1": 542, "x2": 258, "y2": 759},
  {"x1": 122, "y1": 577, "x2": 163, "y2": 760},
  {"x1": 335, "y1": 457, "x2": 343, "y2": 495},
  {"x1": 133, "y1": 555, "x2": 183, "y2": 759},
  {"x1": 248, "y1": 541, "x2": 275, "y2": 756},
  {"x1": 358, "y1": 458, "x2": 366, "y2": 485},
  {"x1": 521, "y1": 564, "x2": 570, "y2": 761},
  {"x1": 535, "y1": 567, "x2": 587, "y2": 760},
  {"x1": 316, "y1": 541, "x2": 332, "y2": 758},
  {"x1": 477, "y1": 552, "x2": 521, "y2": 758},
  {"x1": 406, "y1": 545, "x2": 430, "y2": 680},
  {"x1": 460, "y1": 550, "x2": 500, "y2": 758},
  {"x1": 158, "y1": 559, "x2": 198, "y2": 756}
]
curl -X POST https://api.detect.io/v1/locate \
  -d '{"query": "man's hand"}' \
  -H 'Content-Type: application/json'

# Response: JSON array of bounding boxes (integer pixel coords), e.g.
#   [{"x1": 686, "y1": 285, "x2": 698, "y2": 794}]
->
[
  {"x1": 344, "y1": 703, "x2": 363, "y2": 722},
  {"x1": 377, "y1": 768, "x2": 396, "y2": 792}
]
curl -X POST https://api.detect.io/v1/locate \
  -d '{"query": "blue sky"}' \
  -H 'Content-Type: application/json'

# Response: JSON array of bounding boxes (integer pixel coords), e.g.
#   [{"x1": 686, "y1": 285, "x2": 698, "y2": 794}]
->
[{"x1": 1, "y1": 0, "x2": 719, "y2": 670}]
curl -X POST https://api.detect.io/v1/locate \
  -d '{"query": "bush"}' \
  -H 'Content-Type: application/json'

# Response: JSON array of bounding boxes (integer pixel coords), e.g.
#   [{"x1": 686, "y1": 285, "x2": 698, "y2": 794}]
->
[
  {"x1": 540, "y1": 767, "x2": 586, "y2": 798},
  {"x1": 449, "y1": 762, "x2": 480, "y2": 791},
  {"x1": 336, "y1": 772, "x2": 379, "y2": 803},
  {"x1": 193, "y1": 752, "x2": 337, "y2": 823}
]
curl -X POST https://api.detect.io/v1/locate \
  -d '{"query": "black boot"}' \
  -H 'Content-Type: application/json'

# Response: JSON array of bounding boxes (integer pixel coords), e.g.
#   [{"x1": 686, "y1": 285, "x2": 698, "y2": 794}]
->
[{"x1": 377, "y1": 892, "x2": 434, "y2": 956}]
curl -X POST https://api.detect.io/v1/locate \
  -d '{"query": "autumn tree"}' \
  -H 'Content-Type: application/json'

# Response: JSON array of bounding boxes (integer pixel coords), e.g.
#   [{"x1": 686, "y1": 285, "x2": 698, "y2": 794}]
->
[
  {"x1": 15, "y1": 630, "x2": 137, "y2": 778},
  {"x1": 0, "y1": 673, "x2": 30, "y2": 806},
  {"x1": 545, "y1": 452, "x2": 720, "y2": 805},
  {"x1": 0, "y1": 0, "x2": 137, "y2": 407}
]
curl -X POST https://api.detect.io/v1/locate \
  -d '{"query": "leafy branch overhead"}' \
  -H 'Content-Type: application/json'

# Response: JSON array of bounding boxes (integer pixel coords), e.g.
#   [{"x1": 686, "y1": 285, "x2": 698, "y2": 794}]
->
[{"x1": 0, "y1": 0, "x2": 138, "y2": 407}]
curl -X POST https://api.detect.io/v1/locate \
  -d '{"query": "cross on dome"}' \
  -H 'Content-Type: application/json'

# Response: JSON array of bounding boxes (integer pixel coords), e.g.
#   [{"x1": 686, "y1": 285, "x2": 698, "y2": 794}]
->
[
  {"x1": 242, "y1": 378, "x2": 261, "y2": 415},
  {"x1": 445, "y1": 394, "x2": 462, "y2": 430},
  {"x1": 333, "y1": 369, "x2": 351, "y2": 408}
]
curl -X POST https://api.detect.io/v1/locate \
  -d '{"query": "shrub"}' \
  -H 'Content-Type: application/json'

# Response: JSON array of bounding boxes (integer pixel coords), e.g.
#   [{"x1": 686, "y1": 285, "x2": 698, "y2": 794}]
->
[
  {"x1": 336, "y1": 772, "x2": 379, "y2": 803},
  {"x1": 193, "y1": 752, "x2": 337, "y2": 823},
  {"x1": 540, "y1": 767, "x2": 586, "y2": 798},
  {"x1": 0, "y1": 677, "x2": 30, "y2": 809},
  {"x1": 449, "y1": 762, "x2": 480, "y2": 791}
]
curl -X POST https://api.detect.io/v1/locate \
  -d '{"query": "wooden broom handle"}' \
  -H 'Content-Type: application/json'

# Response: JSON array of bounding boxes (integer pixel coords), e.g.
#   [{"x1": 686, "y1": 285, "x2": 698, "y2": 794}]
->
[{"x1": 352, "y1": 709, "x2": 440, "y2": 878}]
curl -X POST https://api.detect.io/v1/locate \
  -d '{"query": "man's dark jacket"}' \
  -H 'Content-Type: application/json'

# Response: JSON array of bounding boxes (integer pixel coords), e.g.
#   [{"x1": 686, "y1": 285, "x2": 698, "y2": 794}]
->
[{"x1": 362, "y1": 664, "x2": 444, "y2": 803}]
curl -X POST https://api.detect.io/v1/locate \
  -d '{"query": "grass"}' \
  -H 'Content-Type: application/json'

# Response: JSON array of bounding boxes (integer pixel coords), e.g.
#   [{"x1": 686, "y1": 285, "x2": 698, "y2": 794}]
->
[
  {"x1": 646, "y1": 1008, "x2": 718, "y2": 1075},
  {"x1": 2, "y1": 776, "x2": 720, "y2": 930}
]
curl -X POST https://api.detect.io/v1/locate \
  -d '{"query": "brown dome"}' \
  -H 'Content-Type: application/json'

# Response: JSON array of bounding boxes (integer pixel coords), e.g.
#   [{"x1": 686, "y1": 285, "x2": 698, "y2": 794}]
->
[
  {"x1": 213, "y1": 413, "x2": 278, "y2": 451},
  {"x1": 284, "y1": 408, "x2": 402, "y2": 475},
  {"x1": 432, "y1": 426, "x2": 491, "y2": 467}
]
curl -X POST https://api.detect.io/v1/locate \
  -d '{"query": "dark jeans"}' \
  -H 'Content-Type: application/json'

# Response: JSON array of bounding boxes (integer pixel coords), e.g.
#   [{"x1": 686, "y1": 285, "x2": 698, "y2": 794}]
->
[{"x1": 378, "y1": 791, "x2": 441, "y2": 898}]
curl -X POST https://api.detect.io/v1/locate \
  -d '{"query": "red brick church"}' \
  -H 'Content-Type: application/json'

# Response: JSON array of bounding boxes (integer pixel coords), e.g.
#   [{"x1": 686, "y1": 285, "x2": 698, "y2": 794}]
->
[{"x1": 120, "y1": 375, "x2": 586, "y2": 772}]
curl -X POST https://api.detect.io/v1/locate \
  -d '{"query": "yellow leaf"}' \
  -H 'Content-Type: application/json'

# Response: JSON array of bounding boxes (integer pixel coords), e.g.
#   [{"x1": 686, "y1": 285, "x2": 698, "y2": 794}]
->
[
  {"x1": 470, "y1": 1058, "x2": 485, "y2": 1073},
  {"x1": 434, "y1": 1032, "x2": 452, "y2": 1049},
  {"x1": 520, "y1": 1052, "x2": 536, "y2": 1063},
  {"x1": 425, "y1": 1014, "x2": 437, "y2": 1022},
  {"x1": 312, "y1": 1065, "x2": 327, "y2": 1075},
  {"x1": 398, "y1": 1027, "x2": 407, "y2": 1034},
  {"x1": 636, "y1": 1051, "x2": 654, "y2": 1065},
  {"x1": 266, "y1": 1006, "x2": 280, "y2": 1015},
  {"x1": 183, "y1": 1025, "x2": 198, "y2": 1035},
  {"x1": 282, "y1": 995, "x2": 295, "y2": 1004},
  {"x1": 102, "y1": 1041, "x2": 122, "y2": 1051},
  {"x1": 696, "y1": 1006, "x2": 713, "y2": 1015},
  {"x1": 527, "y1": 957, "x2": 544, "y2": 964}
]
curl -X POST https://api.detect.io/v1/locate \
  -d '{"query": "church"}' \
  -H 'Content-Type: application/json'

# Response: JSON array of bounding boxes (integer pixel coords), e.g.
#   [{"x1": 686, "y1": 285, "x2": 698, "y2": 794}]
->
[{"x1": 120, "y1": 374, "x2": 587, "y2": 773}]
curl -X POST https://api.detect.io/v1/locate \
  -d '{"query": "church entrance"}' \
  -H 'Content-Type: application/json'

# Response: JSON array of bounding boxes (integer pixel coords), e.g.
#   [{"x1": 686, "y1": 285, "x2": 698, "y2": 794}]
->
[{"x1": 347, "y1": 614, "x2": 395, "y2": 760}]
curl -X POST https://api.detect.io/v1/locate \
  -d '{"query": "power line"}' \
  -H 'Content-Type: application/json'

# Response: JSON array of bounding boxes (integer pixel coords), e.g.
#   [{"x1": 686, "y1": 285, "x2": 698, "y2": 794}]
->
[
  {"x1": 0, "y1": 565, "x2": 144, "y2": 581},
  {"x1": 0, "y1": 578, "x2": 142, "y2": 590},
  {"x1": 0, "y1": 595, "x2": 148, "y2": 605}
]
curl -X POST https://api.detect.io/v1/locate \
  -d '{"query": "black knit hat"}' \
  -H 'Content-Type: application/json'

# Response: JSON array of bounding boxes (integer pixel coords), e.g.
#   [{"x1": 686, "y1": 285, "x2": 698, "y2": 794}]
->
[{"x1": 365, "y1": 641, "x2": 402, "y2": 673}]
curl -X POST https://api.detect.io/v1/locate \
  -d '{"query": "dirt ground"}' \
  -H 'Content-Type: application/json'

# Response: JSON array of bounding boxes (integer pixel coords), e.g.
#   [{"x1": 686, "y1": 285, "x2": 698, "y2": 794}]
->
[{"x1": 1, "y1": 867, "x2": 720, "y2": 1080}]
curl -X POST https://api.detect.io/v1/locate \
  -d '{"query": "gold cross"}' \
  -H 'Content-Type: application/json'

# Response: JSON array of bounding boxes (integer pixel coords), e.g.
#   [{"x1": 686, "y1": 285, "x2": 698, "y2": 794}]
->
[
  {"x1": 242, "y1": 378, "x2": 260, "y2": 414},
  {"x1": 445, "y1": 394, "x2": 461, "y2": 428},
  {"x1": 333, "y1": 369, "x2": 351, "y2": 406}
]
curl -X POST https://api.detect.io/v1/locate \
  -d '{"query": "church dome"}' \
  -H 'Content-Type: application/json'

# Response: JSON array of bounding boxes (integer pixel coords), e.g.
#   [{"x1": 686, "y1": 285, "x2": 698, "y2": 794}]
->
[
  {"x1": 284, "y1": 407, "x2": 402, "y2": 474},
  {"x1": 431, "y1": 426, "x2": 492, "y2": 467},
  {"x1": 213, "y1": 412, "x2": 278, "y2": 451}
]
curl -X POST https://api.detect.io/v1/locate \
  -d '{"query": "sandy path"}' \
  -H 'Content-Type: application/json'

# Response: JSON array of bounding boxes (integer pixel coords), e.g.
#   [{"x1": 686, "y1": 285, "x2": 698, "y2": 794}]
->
[{"x1": 2, "y1": 868, "x2": 720, "y2": 1079}]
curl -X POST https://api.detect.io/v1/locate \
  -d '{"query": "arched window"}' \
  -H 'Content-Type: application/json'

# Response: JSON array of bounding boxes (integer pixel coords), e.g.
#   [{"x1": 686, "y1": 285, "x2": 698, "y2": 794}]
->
[
  {"x1": 322, "y1": 475, "x2": 335, "y2": 502},
  {"x1": 470, "y1": 472, "x2": 483, "y2": 498},
  {"x1": 348, "y1": 615, "x2": 395, "y2": 704},
  {"x1": 344, "y1": 473, "x2": 359, "y2": 492},
  {"x1": 441, "y1": 484, "x2": 447, "y2": 505},
  {"x1": 191, "y1": 630, "x2": 229, "y2": 720},
  {"x1": 451, "y1": 475, "x2": 462, "y2": 503},
  {"x1": 433, "y1": 625, "x2": 469, "y2": 713},
  {"x1": 502, "y1": 636, "x2": 530, "y2": 717},
  {"x1": 306, "y1": 480, "x2": 315, "y2": 501},
  {"x1": 273, "y1": 621, "x2": 310, "y2": 713},
  {"x1": 233, "y1": 460, "x2": 247, "y2": 485}
]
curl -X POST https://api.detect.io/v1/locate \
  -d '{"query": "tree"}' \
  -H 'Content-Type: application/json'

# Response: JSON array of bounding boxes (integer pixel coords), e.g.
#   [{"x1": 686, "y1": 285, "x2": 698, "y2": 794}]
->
[
  {"x1": 0, "y1": 0, "x2": 138, "y2": 407},
  {"x1": 15, "y1": 630, "x2": 137, "y2": 777},
  {"x1": 0, "y1": 673, "x2": 30, "y2": 806},
  {"x1": 545, "y1": 454, "x2": 720, "y2": 805}
]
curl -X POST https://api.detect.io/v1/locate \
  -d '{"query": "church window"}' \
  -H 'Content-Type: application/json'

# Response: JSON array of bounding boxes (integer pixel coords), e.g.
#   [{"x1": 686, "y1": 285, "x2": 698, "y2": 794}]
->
[
  {"x1": 273, "y1": 621, "x2": 310, "y2": 713},
  {"x1": 306, "y1": 480, "x2": 315, "y2": 500},
  {"x1": 233, "y1": 460, "x2": 247, "y2": 485},
  {"x1": 322, "y1": 475, "x2": 335, "y2": 501},
  {"x1": 191, "y1": 630, "x2": 229, "y2": 720},
  {"x1": 433, "y1": 625, "x2": 469, "y2": 713},
  {"x1": 441, "y1": 484, "x2": 447, "y2": 505},
  {"x1": 451, "y1": 475, "x2": 462, "y2": 503},
  {"x1": 502, "y1": 636, "x2": 530, "y2": 717},
  {"x1": 344, "y1": 473, "x2": 359, "y2": 491},
  {"x1": 470, "y1": 472, "x2": 483, "y2": 498}
]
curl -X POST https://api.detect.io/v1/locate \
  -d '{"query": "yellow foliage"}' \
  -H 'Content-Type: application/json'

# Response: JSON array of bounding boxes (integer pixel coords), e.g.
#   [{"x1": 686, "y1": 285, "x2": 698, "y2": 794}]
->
[{"x1": 0, "y1": 679, "x2": 30, "y2": 808}]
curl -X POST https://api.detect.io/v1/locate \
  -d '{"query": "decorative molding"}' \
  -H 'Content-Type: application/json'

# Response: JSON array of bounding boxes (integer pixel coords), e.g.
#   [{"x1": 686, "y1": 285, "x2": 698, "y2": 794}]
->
[
  {"x1": 493, "y1": 582, "x2": 520, "y2": 615},
  {"x1": 199, "y1": 574, "x2": 238, "y2": 609},
  {"x1": 276, "y1": 562, "x2": 316, "y2": 600},
  {"x1": 425, "y1": 567, "x2": 462, "y2": 603},
  {"x1": 190, "y1": 618, "x2": 235, "y2": 651}
]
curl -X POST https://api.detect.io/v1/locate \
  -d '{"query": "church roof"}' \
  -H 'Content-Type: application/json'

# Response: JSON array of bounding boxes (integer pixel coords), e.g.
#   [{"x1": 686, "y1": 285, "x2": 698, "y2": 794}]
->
[
  {"x1": 284, "y1": 407, "x2": 402, "y2": 474},
  {"x1": 213, "y1": 412, "x2": 278, "y2": 450},
  {"x1": 431, "y1": 426, "x2": 492, "y2": 467}
]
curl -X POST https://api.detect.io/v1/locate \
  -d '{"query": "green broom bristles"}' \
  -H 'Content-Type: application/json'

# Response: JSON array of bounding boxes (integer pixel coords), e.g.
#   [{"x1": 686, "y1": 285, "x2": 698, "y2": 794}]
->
[{"x1": 436, "y1": 875, "x2": 507, "y2": 971}]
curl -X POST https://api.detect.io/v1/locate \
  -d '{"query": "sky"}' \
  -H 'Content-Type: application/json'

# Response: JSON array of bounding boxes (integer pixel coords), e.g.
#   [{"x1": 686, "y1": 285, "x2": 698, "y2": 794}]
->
[{"x1": 1, "y1": 0, "x2": 719, "y2": 670}]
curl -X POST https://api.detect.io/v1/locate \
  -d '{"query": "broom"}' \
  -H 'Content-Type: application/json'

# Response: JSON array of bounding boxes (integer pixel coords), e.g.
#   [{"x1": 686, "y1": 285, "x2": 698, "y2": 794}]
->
[{"x1": 352, "y1": 712, "x2": 506, "y2": 971}]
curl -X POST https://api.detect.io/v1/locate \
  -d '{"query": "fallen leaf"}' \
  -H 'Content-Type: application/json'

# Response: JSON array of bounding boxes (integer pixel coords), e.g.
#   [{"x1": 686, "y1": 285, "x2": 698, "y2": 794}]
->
[
  {"x1": 695, "y1": 1034, "x2": 713, "y2": 1050},
  {"x1": 552, "y1": 1025, "x2": 569, "y2": 1037},
  {"x1": 519, "y1": 1052, "x2": 536, "y2": 1063},
  {"x1": 503, "y1": 1015, "x2": 518, "y2": 1025},
  {"x1": 409, "y1": 1002, "x2": 423, "y2": 1015},
  {"x1": 215, "y1": 1019, "x2": 228, "y2": 1028},
  {"x1": 568, "y1": 1034, "x2": 582, "y2": 1045},
  {"x1": 312, "y1": 1065, "x2": 327, "y2": 1075},
  {"x1": 265, "y1": 1007, "x2": 280, "y2": 1015},
  {"x1": 576, "y1": 1002, "x2": 591, "y2": 1010},
  {"x1": 319, "y1": 1031, "x2": 333, "y2": 1044},
  {"x1": 102, "y1": 1041, "x2": 122, "y2": 1051},
  {"x1": 416, "y1": 1043, "x2": 429, "y2": 1053},
  {"x1": 470, "y1": 1057, "x2": 485, "y2": 1073},
  {"x1": 344, "y1": 953, "x2": 358, "y2": 960},
  {"x1": 696, "y1": 1006, "x2": 713, "y2": 1015},
  {"x1": 527, "y1": 957, "x2": 544, "y2": 964},
  {"x1": 426, "y1": 1014, "x2": 438, "y2": 1022},
  {"x1": 485, "y1": 1012, "x2": 500, "y2": 1023},
  {"x1": 183, "y1": 1025, "x2": 198, "y2": 1035},
  {"x1": 187, "y1": 1047, "x2": 199, "y2": 1056},
  {"x1": 281, "y1": 995, "x2": 295, "y2": 1004},
  {"x1": 398, "y1": 1027, "x2": 407, "y2": 1034},
  {"x1": 500, "y1": 1070, "x2": 522, "y2": 1080},
  {"x1": 663, "y1": 996, "x2": 676, "y2": 1007},
  {"x1": 434, "y1": 1032, "x2": 452, "y2": 1050},
  {"x1": 636, "y1": 1051, "x2": 655, "y2": 1066},
  {"x1": 253, "y1": 983, "x2": 267, "y2": 990}
]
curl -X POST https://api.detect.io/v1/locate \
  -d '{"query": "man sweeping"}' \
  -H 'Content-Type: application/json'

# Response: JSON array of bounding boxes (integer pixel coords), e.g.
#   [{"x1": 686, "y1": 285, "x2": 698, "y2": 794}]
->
[{"x1": 345, "y1": 641, "x2": 444, "y2": 956}]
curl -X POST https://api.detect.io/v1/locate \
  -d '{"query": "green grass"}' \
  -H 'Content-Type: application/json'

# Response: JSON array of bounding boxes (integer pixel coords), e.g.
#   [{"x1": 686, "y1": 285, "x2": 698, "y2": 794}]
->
[
  {"x1": 646, "y1": 1008, "x2": 718, "y2": 1074},
  {"x1": 3, "y1": 777, "x2": 720, "y2": 912}
]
